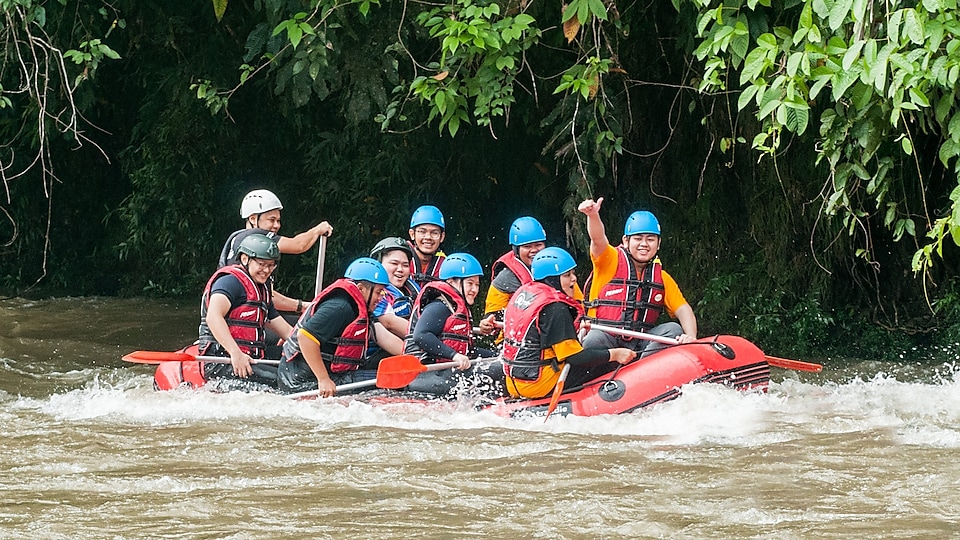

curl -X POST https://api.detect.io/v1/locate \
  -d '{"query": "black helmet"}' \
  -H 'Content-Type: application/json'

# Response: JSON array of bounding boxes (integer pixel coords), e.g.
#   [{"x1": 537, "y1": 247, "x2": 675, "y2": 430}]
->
[
  {"x1": 237, "y1": 234, "x2": 280, "y2": 261},
  {"x1": 370, "y1": 236, "x2": 414, "y2": 262}
]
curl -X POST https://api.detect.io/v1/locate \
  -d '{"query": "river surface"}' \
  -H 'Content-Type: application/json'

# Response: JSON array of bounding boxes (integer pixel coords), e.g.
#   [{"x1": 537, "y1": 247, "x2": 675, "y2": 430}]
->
[{"x1": 1, "y1": 296, "x2": 959, "y2": 538}]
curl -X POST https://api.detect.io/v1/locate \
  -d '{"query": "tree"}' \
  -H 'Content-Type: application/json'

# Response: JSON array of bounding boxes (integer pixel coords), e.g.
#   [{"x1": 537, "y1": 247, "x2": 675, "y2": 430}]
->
[{"x1": 685, "y1": 0, "x2": 960, "y2": 277}]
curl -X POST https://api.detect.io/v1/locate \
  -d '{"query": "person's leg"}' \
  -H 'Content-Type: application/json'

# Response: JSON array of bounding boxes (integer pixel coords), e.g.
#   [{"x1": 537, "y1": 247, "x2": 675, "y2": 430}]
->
[
  {"x1": 581, "y1": 328, "x2": 620, "y2": 349},
  {"x1": 639, "y1": 322, "x2": 683, "y2": 357}
]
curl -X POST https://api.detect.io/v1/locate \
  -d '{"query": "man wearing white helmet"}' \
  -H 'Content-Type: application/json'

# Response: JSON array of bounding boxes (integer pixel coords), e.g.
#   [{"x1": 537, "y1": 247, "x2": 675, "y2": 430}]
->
[
  {"x1": 577, "y1": 197, "x2": 697, "y2": 356},
  {"x1": 218, "y1": 189, "x2": 333, "y2": 313}
]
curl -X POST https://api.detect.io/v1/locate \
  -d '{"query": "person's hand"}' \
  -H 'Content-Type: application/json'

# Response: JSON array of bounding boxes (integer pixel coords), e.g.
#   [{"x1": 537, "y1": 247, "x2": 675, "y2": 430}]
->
[
  {"x1": 452, "y1": 353, "x2": 472, "y2": 370},
  {"x1": 577, "y1": 197, "x2": 604, "y2": 216},
  {"x1": 229, "y1": 350, "x2": 254, "y2": 378},
  {"x1": 316, "y1": 221, "x2": 333, "y2": 237},
  {"x1": 676, "y1": 333, "x2": 696, "y2": 344},
  {"x1": 315, "y1": 376, "x2": 337, "y2": 398},
  {"x1": 609, "y1": 348, "x2": 637, "y2": 365},
  {"x1": 478, "y1": 314, "x2": 498, "y2": 335}
]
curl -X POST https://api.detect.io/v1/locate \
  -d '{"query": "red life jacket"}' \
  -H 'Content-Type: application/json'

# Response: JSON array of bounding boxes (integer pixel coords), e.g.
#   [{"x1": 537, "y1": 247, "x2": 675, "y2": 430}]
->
[
  {"x1": 490, "y1": 251, "x2": 534, "y2": 291},
  {"x1": 404, "y1": 280, "x2": 473, "y2": 361},
  {"x1": 284, "y1": 279, "x2": 371, "y2": 373},
  {"x1": 583, "y1": 248, "x2": 665, "y2": 332},
  {"x1": 502, "y1": 281, "x2": 583, "y2": 381},
  {"x1": 198, "y1": 265, "x2": 270, "y2": 359},
  {"x1": 407, "y1": 240, "x2": 444, "y2": 285}
]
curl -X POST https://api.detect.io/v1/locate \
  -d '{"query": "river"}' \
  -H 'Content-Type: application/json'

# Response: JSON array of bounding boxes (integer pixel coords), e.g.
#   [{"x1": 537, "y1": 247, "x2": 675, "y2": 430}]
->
[{"x1": 1, "y1": 296, "x2": 959, "y2": 538}]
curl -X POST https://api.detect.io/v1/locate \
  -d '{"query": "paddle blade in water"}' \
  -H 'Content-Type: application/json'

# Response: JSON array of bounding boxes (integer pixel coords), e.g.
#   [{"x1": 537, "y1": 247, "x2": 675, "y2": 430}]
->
[
  {"x1": 122, "y1": 350, "x2": 196, "y2": 364},
  {"x1": 375, "y1": 355, "x2": 427, "y2": 389},
  {"x1": 765, "y1": 355, "x2": 822, "y2": 373},
  {"x1": 543, "y1": 363, "x2": 571, "y2": 422}
]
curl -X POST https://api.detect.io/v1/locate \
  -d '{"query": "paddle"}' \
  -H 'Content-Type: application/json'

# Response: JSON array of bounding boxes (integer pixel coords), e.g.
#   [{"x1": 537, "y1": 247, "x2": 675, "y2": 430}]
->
[
  {"x1": 543, "y1": 362, "x2": 570, "y2": 422},
  {"x1": 315, "y1": 234, "x2": 327, "y2": 296},
  {"x1": 375, "y1": 354, "x2": 474, "y2": 389},
  {"x1": 585, "y1": 322, "x2": 823, "y2": 373},
  {"x1": 122, "y1": 350, "x2": 280, "y2": 365},
  {"x1": 285, "y1": 354, "x2": 462, "y2": 398}
]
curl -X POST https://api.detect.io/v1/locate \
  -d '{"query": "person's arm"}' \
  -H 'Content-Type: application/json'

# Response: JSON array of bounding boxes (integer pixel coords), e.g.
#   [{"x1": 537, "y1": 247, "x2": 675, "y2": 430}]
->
[
  {"x1": 205, "y1": 293, "x2": 254, "y2": 378},
  {"x1": 673, "y1": 303, "x2": 698, "y2": 343},
  {"x1": 577, "y1": 197, "x2": 610, "y2": 259},
  {"x1": 378, "y1": 311, "x2": 409, "y2": 338},
  {"x1": 412, "y1": 301, "x2": 469, "y2": 368},
  {"x1": 276, "y1": 221, "x2": 333, "y2": 254},
  {"x1": 373, "y1": 322, "x2": 405, "y2": 355},
  {"x1": 266, "y1": 315, "x2": 293, "y2": 345},
  {"x1": 272, "y1": 288, "x2": 306, "y2": 313},
  {"x1": 297, "y1": 330, "x2": 337, "y2": 397}
]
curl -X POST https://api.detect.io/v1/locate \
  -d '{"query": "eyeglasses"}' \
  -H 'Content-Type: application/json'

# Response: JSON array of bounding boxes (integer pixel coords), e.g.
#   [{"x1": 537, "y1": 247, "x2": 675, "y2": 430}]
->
[
  {"x1": 250, "y1": 258, "x2": 278, "y2": 270},
  {"x1": 414, "y1": 228, "x2": 442, "y2": 239}
]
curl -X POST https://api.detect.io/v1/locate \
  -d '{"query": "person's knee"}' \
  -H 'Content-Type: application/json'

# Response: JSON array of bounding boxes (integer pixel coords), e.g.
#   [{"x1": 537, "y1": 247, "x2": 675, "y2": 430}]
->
[
  {"x1": 655, "y1": 322, "x2": 683, "y2": 338},
  {"x1": 581, "y1": 329, "x2": 613, "y2": 349}
]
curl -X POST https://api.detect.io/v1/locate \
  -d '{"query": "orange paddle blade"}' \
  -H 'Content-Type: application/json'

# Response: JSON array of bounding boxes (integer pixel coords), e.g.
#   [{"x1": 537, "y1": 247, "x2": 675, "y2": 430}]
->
[
  {"x1": 765, "y1": 355, "x2": 823, "y2": 373},
  {"x1": 122, "y1": 350, "x2": 196, "y2": 364},
  {"x1": 543, "y1": 363, "x2": 571, "y2": 422},
  {"x1": 375, "y1": 355, "x2": 427, "y2": 389}
]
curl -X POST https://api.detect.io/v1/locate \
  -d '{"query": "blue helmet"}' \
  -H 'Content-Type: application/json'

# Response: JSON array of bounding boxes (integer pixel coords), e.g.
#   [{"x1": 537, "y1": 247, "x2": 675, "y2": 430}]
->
[
  {"x1": 509, "y1": 216, "x2": 547, "y2": 246},
  {"x1": 410, "y1": 205, "x2": 445, "y2": 229},
  {"x1": 344, "y1": 257, "x2": 390, "y2": 285},
  {"x1": 531, "y1": 247, "x2": 577, "y2": 280},
  {"x1": 439, "y1": 253, "x2": 483, "y2": 280},
  {"x1": 623, "y1": 211, "x2": 661, "y2": 236}
]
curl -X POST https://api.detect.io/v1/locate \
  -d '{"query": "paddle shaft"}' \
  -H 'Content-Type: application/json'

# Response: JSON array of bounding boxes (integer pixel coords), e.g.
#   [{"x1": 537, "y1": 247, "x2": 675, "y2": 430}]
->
[
  {"x1": 286, "y1": 379, "x2": 378, "y2": 399},
  {"x1": 587, "y1": 322, "x2": 823, "y2": 373},
  {"x1": 315, "y1": 235, "x2": 327, "y2": 297},
  {"x1": 587, "y1": 322, "x2": 679, "y2": 346},
  {"x1": 194, "y1": 355, "x2": 280, "y2": 365}
]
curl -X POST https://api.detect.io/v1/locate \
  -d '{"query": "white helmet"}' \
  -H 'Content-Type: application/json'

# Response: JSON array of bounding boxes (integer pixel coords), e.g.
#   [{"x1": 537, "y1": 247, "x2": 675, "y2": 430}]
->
[{"x1": 240, "y1": 189, "x2": 283, "y2": 218}]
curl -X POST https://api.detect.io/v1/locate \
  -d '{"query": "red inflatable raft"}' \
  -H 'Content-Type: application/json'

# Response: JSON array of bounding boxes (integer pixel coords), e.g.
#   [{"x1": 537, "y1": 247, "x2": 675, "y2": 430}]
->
[
  {"x1": 484, "y1": 335, "x2": 770, "y2": 418},
  {"x1": 150, "y1": 335, "x2": 771, "y2": 418}
]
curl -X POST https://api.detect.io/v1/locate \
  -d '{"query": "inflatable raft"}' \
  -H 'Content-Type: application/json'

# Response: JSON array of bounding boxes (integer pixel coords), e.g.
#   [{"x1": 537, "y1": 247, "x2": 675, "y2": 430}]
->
[
  {"x1": 149, "y1": 334, "x2": 770, "y2": 417},
  {"x1": 485, "y1": 335, "x2": 769, "y2": 418}
]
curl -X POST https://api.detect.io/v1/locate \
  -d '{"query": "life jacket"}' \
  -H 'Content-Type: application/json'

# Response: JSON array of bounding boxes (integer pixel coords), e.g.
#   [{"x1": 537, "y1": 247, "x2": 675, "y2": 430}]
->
[
  {"x1": 404, "y1": 280, "x2": 473, "y2": 362},
  {"x1": 502, "y1": 281, "x2": 583, "y2": 381},
  {"x1": 385, "y1": 279, "x2": 421, "y2": 319},
  {"x1": 198, "y1": 265, "x2": 270, "y2": 359},
  {"x1": 407, "y1": 240, "x2": 444, "y2": 285},
  {"x1": 490, "y1": 251, "x2": 534, "y2": 291},
  {"x1": 583, "y1": 248, "x2": 665, "y2": 332},
  {"x1": 284, "y1": 279, "x2": 371, "y2": 373}
]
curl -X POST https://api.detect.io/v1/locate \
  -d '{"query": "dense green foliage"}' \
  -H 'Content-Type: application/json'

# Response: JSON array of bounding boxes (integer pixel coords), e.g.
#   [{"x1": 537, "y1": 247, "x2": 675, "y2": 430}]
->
[{"x1": 4, "y1": 0, "x2": 960, "y2": 360}]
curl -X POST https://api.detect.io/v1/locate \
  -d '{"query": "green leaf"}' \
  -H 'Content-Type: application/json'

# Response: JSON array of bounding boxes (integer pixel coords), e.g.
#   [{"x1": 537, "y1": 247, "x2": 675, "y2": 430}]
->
[
  {"x1": 212, "y1": 0, "x2": 228, "y2": 21},
  {"x1": 587, "y1": 0, "x2": 608, "y2": 20},
  {"x1": 829, "y1": 0, "x2": 853, "y2": 30},
  {"x1": 939, "y1": 138, "x2": 960, "y2": 167},
  {"x1": 738, "y1": 84, "x2": 761, "y2": 110},
  {"x1": 904, "y1": 9, "x2": 924, "y2": 45},
  {"x1": 949, "y1": 111, "x2": 960, "y2": 142},
  {"x1": 842, "y1": 40, "x2": 864, "y2": 70},
  {"x1": 784, "y1": 104, "x2": 809, "y2": 134},
  {"x1": 902, "y1": 137, "x2": 914, "y2": 155},
  {"x1": 909, "y1": 87, "x2": 929, "y2": 107}
]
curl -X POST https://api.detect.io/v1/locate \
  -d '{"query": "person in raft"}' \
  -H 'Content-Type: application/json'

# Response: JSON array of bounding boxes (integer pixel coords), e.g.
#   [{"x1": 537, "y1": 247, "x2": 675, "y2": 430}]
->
[
  {"x1": 219, "y1": 188, "x2": 334, "y2": 314},
  {"x1": 198, "y1": 233, "x2": 293, "y2": 391},
  {"x1": 577, "y1": 197, "x2": 698, "y2": 356},
  {"x1": 277, "y1": 257, "x2": 390, "y2": 397},
  {"x1": 406, "y1": 204, "x2": 447, "y2": 287},
  {"x1": 404, "y1": 253, "x2": 500, "y2": 366},
  {"x1": 483, "y1": 216, "x2": 585, "y2": 323},
  {"x1": 369, "y1": 237, "x2": 422, "y2": 336},
  {"x1": 502, "y1": 247, "x2": 637, "y2": 399}
]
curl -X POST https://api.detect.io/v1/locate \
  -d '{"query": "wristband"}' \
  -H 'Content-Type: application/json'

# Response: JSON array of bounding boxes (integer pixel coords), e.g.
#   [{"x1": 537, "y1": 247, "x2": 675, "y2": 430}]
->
[{"x1": 297, "y1": 299, "x2": 303, "y2": 312}]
